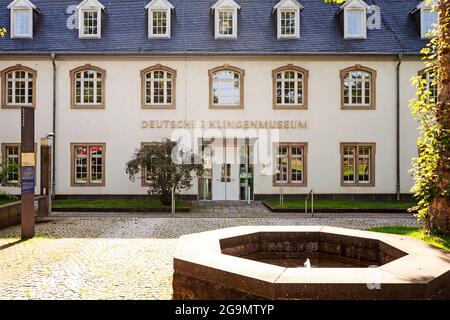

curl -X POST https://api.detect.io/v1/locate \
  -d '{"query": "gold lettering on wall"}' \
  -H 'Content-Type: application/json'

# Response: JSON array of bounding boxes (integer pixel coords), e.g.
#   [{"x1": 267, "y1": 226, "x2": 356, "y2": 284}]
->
[{"x1": 141, "y1": 120, "x2": 308, "y2": 130}]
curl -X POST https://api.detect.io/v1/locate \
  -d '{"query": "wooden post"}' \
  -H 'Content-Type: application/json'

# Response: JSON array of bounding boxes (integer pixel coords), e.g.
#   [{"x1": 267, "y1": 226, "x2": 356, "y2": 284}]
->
[
  {"x1": 40, "y1": 138, "x2": 51, "y2": 216},
  {"x1": 20, "y1": 106, "x2": 35, "y2": 239}
]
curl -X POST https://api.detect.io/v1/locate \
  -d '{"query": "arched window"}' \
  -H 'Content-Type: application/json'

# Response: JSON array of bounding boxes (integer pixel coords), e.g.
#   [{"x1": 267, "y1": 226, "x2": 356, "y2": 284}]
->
[
  {"x1": 340, "y1": 65, "x2": 376, "y2": 109},
  {"x1": 70, "y1": 64, "x2": 106, "y2": 109},
  {"x1": 272, "y1": 65, "x2": 309, "y2": 109},
  {"x1": 209, "y1": 65, "x2": 244, "y2": 109},
  {"x1": 1, "y1": 64, "x2": 36, "y2": 109},
  {"x1": 141, "y1": 65, "x2": 176, "y2": 109}
]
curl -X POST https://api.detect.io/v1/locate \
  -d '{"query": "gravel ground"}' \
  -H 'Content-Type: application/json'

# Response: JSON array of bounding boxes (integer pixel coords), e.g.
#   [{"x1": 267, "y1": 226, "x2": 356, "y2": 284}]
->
[{"x1": 0, "y1": 215, "x2": 418, "y2": 300}]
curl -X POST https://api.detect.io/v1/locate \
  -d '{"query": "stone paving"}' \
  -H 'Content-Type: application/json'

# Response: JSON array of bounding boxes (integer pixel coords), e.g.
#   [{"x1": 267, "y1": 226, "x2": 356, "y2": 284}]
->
[{"x1": 0, "y1": 213, "x2": 418, "y2": 300}]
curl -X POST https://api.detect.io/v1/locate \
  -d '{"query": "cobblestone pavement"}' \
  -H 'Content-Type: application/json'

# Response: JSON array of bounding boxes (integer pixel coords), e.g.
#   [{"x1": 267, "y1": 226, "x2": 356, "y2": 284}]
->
[{"x1": 0, "y1": 215, "x2": 417, "y2": 300}]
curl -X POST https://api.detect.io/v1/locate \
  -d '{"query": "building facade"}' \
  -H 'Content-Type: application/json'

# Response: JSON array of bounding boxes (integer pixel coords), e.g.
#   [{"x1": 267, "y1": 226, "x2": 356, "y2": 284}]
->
[{"x1": 0, "y1": 0, "x2": 437, "y2": 200}]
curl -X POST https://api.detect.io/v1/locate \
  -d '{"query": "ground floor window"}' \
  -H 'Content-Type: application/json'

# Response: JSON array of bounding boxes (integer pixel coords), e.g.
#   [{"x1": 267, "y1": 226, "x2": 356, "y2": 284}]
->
[
  {"x1": 273, "y1": 143, "x2": 307, "y2": 187},
  {"x1": 1, "y1": 143, "x2": 21, "y2": 185},
  {"x1": 141, "y1": 142, "x2": 158, "y2": 186},
  {"x1": 71, "y1": 143, "x2": 105, "y2": 186},
  {"x1": 341, "y1": 143, "x2": 375, "y2": 187}
]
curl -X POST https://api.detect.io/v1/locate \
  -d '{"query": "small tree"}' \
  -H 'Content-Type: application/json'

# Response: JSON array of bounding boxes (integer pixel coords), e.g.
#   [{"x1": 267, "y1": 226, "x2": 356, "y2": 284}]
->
[{"x1": 126, "y1": 139, "x2": 203, "y2": 205}]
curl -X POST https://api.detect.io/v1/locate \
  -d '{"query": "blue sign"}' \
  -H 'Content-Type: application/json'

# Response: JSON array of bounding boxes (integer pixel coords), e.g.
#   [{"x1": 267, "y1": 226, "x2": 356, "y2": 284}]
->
[{"x1": 21, "y1": 166, "x2": 35, "y2": 194}]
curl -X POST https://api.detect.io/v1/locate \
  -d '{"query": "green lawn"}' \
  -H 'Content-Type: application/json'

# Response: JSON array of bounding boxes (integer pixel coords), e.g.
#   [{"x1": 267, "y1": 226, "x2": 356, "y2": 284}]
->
[
  {"x1": 52, "y1": 199, "x2": 189, "y2": 209},
  {"x1": 266, "y1": 199, "x2": 417, "y2": 210},
  {"x1": 367, "y1": 226, "x2": 450, "y2": 251}
]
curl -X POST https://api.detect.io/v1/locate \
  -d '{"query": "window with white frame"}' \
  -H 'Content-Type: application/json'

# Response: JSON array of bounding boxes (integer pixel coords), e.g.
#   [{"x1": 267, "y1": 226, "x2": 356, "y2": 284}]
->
[
  {"x1": 341, "y1": 65, "x2": 376, "y2": 109},
  {"x1": 1, "y1": 144, "x2": 20, "y2": 184},
  {"x1": 2, "y1": 66, "x2": 36, "y2": 107},
  {"x1": 75, "y1": 70, "x2": 102, "y2": 104},
  {"x1": 71, "y1": 65, "x2": 105, "y2": 108},
  {"x1": 142, "y1": 66, "x2": 176, "y2": 108},
  {"x1": 72, "y1": 144, "x2": 105, "y2": 186},
  {"x1": 274, "y1": 0, "x2": 302, "y2": 39},
  {"x1": 212, "y1": 0, "x2": 240, "y2": 39},
  {"x1": 146, "y1": 0, "x2": 174, "y2": 38},
  {"x1": 274, "y1": 144, "x2": 307, "y2": 186},
  {"x1": 273, "y1": 65, "x2": 308, "y2": 108},
  {"x1": 209, "y1": 66, "x2": 244, "y2": 108},
  {"x1": 341, "y1": 143, "x2": 375, "y2": 186},
  {"x1": 77, "y1": 0, "x2": 104, "y2": 39},
  {"x1": 422, "y1": 70, "x2": 437, "y2": 104},
  {"x1": 341, "y1": 0, "x2": 368, "y2": 39},
  {"x1": 421, "y1": 7, "x2": 438, "y2": 38},
  {"x1": 8, "y1": 0, "x2": 36, "y2": 38}
]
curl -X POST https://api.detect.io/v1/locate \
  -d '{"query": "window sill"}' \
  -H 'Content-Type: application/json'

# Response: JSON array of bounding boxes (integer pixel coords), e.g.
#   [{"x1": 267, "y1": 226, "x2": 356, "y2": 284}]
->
[
  {"x1": 341, "y1": 105, "x2": 375, "y2": 110},
  {"x1": 209, "y1": 104, "x2": 243, "y2": 110},
  {"x1": 71, "y1": 104, "x2": 105, "y2": 109},
  {"x1": 273, "y1": 105, "x2": 307, "y2": 110},
  {"x1": 142, "y1": 104, "x2": 176, "y2": 109}
]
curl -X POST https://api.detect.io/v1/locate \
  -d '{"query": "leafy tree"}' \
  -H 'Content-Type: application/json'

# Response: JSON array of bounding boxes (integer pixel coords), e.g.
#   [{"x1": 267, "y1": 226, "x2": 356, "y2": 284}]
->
[
  {"x1": 326, "y1": 0, "x2": 449, "y2": 234},
  {"x1": 409, "y1": 0, "x2": 450, "y2": 234},
  {"x1": 126, "y1": 139, "x2": 204, "y2": 205}
]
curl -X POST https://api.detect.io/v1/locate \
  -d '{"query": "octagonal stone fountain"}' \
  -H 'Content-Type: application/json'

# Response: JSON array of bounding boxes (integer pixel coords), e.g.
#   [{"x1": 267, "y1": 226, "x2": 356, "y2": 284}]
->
[{"x1": 173, "y1": 226, "x2": 450, "y2": 300}]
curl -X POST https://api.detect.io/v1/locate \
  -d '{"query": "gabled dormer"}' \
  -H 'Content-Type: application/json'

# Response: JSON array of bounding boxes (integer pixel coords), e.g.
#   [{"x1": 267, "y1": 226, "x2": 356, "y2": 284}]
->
[
  {"x1": 7, "y1": 0, "x2": 40, "y2": 39},
  {"x1": 145, "y1": 0, "x2": 174, "y2": 39},
  {"x1": 211, "y1": 0, "x2": 240, "y2": 39},
  {"x1": 338, "y1": 0, "x2": 369, "y2": 39},
  {"x1": 273, "y1": 0, "x2": 303, "y2": 39},
  {"x1": 76, "y1": 0, "x2": 106, "y2": 39},
  {"x1": 411, "y1": 0, "x2": 438, "y2": 39}
]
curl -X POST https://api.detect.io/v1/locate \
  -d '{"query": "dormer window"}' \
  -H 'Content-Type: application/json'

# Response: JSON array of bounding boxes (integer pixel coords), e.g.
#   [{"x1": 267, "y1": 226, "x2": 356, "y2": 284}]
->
[
  {"x1": 274, "y1": 0, "x2": 303, "y2": 39},
  {"x1": 145, "y1": 0, "x2": 174, "y2": 39},
  {"x1": 8, "y1": 0, "x2": 38, "y2": 39},
  {"x1": 212, "y1": 0, "x2": 240, "y2": 39},
  {"x1": 76, "y1": 0, "x2": 105, "y2": 39},
  {"x1": 340, "y1": 0, "x2": 369, "y2": 39},
  {"x1": 421, "y1": 1, "x2": 438, "y2": 39}
]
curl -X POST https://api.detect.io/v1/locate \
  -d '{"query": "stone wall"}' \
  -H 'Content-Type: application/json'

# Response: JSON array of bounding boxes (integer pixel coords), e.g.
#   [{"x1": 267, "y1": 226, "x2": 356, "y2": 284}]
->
[{"x1": 0, "y1": 196, "x2": 49, "y2": 230}]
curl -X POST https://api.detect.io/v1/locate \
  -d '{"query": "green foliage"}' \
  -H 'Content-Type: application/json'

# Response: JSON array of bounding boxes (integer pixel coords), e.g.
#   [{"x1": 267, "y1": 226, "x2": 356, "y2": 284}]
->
[
  {"x1": 0, "y1": 27, "x2": 6, "y2": 38},
  {"x1": 409, "y1": 2, "x2": 450, "y2": 229},
  {"x1": 126, "y1": 139, "x2": 203, "y2": 205}
]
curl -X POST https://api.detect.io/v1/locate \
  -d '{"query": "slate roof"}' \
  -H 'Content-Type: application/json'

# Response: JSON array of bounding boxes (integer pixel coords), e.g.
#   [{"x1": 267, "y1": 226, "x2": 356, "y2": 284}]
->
[{"x1": 0, "y1": 0, "x2": 427, "y2": 55}]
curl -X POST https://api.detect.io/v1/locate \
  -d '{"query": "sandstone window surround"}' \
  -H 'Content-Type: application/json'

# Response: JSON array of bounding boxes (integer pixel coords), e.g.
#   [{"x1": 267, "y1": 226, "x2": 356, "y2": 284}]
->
[
  {"x1": 272, "y1": 64, "x2": 309, "y2": 110},
  {"x1": 340, "y1": 64, "x2": 376, "y2": 110},
  {"x1": 209, "y1": 64, "x2": 245, "y2": 109},
  {"x1": 340, "y1": 142, "x2": 376, "y2": 187},
  {"x1": 273, "y1": 142, "x2": 308, "y2": 187},
  {"x1": 70, "y1": 64, "x2": 106, "y2": 109},
  {"x1": 141, "y1": 64, "x2": 176, "y2": 109},
  {"x1": 1, "y1": 64, "x2": 37, "y2": 109},
  {"x1": 71, "y1": 143, "x2": 106, "y2": 187}
]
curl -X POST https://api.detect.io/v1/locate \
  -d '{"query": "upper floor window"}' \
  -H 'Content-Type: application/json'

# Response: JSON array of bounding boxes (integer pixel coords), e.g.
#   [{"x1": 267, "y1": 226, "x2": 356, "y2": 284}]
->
[
  {"x1": 209, "y1": 65, "x2": 244, "y2": 109},
  {"x1": 340, "y1": 65, "x2": 376, "y2": 110},
  {"x1": 1, "y1": 64, "x2": 36, "y2": 109},
  {"x1": 274, "y1": 0, "x2": 303, "y2": 39},
  {"x1": 145, "y1": 0, "x2": 174, "y2": 38},
  {"x1": 421, "y1": 3, "x2": 438, "y2": 38},
  {"x1": 212, "y1": 0, "x2": 240, "y2": 39},
  {"x1": 341, "y1": 143, "x2": 375, "y2": 187},
  {"x1": 77, "y1": 0, "x2": 105, "y2": 39},
  {"x1": 70, "y1": 64, "x2": 106, "y2": 109},
  {"x1": 341, "y1": 0, "x2": 369, "y2": 39},
  {"x1": 8, "y1": 0, "x2": 38, "y2": 39},
  {"x1": 272, "y1": 65, "x2": 308, "y2": 109},
  {"x1": 141, "y1": 65, "x2": 176, "y2": 109}
]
